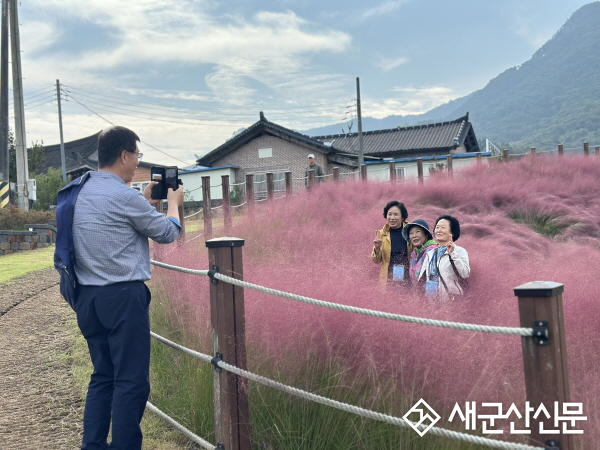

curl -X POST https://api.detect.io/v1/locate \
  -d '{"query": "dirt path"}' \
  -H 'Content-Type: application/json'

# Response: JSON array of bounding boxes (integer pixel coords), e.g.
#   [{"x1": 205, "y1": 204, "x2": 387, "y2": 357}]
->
[{"x1": 0, "y1": 269, "x2": 84, "y2": 449}]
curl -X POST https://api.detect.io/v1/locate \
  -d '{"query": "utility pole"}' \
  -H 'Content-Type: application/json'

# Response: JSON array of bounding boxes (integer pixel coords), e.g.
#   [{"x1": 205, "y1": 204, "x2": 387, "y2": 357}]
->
[
  {"x1": 56, "y1": 79, "x2": 66, "y2": 182},
  {"x1": 0, "y1": 0, "x2": 9, "y2": 208},
  {"x1": 9, "y1": 0, "x2": 28, "y2": 210},
  {"x1": 356, "y1": 77, "x2": 364, "y2": 172}
]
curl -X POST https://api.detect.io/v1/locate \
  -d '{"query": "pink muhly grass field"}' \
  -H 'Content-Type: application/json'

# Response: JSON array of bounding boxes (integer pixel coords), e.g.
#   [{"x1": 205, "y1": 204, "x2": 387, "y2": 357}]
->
[{"x1": 153, "y1": 156, "x2": 600, "y2": 445}]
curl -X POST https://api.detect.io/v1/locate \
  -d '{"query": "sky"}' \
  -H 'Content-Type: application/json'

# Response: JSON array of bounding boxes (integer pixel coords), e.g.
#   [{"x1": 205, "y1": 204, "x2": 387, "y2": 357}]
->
[{"x1": 8, "y1": 0, "x2": 594, "y2": 166}]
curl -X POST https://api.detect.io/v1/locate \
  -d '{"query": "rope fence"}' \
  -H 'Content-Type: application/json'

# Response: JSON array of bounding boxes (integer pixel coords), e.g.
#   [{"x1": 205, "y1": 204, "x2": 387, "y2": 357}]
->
[
  {"x1": 149, "y1": 261, "x2": 534, "y2": 337},
  {"x1": 146, "y1": 402, "x2": 216, "y2": 450},
  {"x1": 184, "y1": 209, "x2": 202, "y2": 219},
  {"x1": 148, "y1": 242, "x2": 571, "y2": 450},
  {"x1": 149, "y1": 331, "x2": 543, "y2": 450}
]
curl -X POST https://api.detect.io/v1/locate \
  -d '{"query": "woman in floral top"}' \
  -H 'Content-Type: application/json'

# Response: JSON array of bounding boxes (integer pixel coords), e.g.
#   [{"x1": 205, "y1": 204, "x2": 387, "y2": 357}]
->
[{"x1": 402, "y1": 219, "x2": 438, "y2": 284}]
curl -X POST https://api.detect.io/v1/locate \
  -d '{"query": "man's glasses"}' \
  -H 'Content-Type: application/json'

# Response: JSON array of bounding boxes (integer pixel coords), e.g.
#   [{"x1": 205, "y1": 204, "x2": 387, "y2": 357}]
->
[{"x1": 135, "y1": 152, "x2": 143, "y2": 161}]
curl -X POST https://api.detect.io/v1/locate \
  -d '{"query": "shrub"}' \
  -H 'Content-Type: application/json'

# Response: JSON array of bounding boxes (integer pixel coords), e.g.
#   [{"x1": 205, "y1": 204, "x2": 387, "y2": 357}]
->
[{"x1": 0, "y1": 204, "x2": 55, "y2": 230}]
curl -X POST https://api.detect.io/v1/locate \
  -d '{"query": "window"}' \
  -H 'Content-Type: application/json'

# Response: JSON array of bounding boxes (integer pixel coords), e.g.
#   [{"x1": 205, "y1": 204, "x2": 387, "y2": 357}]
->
[
  {"x1": 258, "y1": 148, "x2": 273, "y2": 158},
  {"x1": 131, "y1": 181, "x2": 150, "y2": 192},
  {"x1": 395, "y1": 167, "x2": 406, "y2": 180},
  {"x1": 252, "y1": 172, "x2": 286, "y2": 198}
]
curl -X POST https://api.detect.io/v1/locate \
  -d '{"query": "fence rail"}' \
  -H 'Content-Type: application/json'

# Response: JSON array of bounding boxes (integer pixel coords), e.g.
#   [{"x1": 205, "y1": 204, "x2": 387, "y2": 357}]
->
[
  {"x1": 180, "y1": 146, "x2": 598, "y2": 239},
  {"x1": 147, "y1": 238, "x2": 573, "y2": 450}
]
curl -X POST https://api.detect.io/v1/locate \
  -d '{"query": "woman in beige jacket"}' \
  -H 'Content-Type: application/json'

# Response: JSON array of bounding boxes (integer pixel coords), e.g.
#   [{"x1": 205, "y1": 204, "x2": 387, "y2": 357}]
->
[{"x1": 372, "y1": 201, "x2": 413, "y2": 284}]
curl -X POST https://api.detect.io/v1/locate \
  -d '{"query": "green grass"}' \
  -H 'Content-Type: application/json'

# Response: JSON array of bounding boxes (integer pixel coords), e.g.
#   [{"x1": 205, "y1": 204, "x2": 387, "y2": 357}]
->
[
  {"x1": 508, "y1": 210, "x2": 564, "y2": 237},
  {"x1": 146, "y1": 286, "x2": 498, "y2": 450},
  {"x1": 0, "y1": 245, "x2": 54, "y2": 283}
]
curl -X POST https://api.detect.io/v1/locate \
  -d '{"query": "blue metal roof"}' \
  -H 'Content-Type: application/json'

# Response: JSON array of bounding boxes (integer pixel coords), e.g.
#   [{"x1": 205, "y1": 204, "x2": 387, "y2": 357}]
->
[
  {"x1": 364, "y1": 152, "x2": 492, "y2": 165},
  {"x1": 179, "y1": 165, "x2": 239, "y2": 174}
]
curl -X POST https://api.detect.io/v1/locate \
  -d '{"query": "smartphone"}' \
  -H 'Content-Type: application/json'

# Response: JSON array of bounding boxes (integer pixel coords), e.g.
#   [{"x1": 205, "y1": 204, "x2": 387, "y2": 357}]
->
[
  {"x1": 165, "y1": 167, "x2": 179, "y2": 192},
  {"x1": 151, "y1": 166, "x2": 179, "y2": 200}
]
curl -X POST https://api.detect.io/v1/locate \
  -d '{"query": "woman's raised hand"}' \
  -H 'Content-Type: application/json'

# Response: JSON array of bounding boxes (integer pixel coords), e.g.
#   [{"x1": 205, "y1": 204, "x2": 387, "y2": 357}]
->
[
  {"x1": 373, "y1": 230, "x2": 382, "y2": 249},
  {"x1": 446, "y1": 240, "x2": 455, "y2": 254}
]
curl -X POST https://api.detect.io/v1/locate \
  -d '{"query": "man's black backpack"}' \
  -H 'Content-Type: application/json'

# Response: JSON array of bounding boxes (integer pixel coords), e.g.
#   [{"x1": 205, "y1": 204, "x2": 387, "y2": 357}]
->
[{"x1": 54, "y1": 171, "x2": 92, "y2": 309}]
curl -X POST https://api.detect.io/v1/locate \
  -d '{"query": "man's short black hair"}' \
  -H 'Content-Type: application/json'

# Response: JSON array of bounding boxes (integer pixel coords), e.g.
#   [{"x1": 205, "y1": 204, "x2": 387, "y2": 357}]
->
[
  {"x1": 383, "y1": 201, "x2": 408, "y2": 220},
  {"x1": 435, "y1": 215, "x2": 461, "y2": 241},
  {"x1": 97, "y1": 126, "x2": 140, "y2": 168}
]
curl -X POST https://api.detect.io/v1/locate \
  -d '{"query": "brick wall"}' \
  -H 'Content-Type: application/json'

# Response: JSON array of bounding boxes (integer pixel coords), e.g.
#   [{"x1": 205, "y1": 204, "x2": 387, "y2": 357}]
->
[
  {"x1": 212, "y1": 134, "x2": 329, "y2": 185},
  {"x1": 132, "y1": 166, "x2": 152, "y2": 183},
  {"x1": 0, "y1": 225, "x2": 56, "y2": 256}
]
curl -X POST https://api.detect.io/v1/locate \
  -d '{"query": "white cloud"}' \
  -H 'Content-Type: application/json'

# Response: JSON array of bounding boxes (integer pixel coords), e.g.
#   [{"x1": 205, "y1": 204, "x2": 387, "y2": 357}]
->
[
  {"x1": 363, "y1": 1, "x2": 407, "y2": 19},
  {"x1": 365, "y1": 85, "x2": 460, "y2": 118},
  {"x1": 377, "y1": 56, "x2": 408, "y2": 72},
  {"x1": 23, "y1": 1, "x2": 352, "y2": 106}
]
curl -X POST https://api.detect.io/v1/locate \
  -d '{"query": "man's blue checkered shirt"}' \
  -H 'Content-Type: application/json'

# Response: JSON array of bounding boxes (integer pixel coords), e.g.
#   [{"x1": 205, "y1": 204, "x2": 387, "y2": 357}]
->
[{"x1": 73, "y1": 171, "x2": 180, "y2": 286}]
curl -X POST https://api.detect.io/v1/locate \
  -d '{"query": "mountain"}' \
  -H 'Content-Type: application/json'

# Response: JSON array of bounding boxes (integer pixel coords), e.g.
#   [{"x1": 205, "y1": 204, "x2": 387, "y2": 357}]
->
[{"x1": 306, "y1": 2, "x2": 600, "y2": 149}]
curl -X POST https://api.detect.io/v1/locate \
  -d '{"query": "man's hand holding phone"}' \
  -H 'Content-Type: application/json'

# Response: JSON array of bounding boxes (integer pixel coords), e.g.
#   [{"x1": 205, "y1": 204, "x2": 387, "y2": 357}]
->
[{"x1": 143, "y1": 181, "x2": 161, "y2": 206}]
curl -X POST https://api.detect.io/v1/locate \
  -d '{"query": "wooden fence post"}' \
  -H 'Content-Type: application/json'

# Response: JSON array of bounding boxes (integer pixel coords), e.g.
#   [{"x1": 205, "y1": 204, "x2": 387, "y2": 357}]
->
[
  {"x1": 360, "y1": 164, "x2": 367, "y2": 180},
  {"x1": 221, "y1": 175, "x2": 232, "y2": 233},
  {"x1": 285, "y1": 171, "x2": 292, "y2": 197},
  {"x1": 417, "y1": 158, "x2": 423, "y2": 184},
  {"x1": 530, "y1": 147, "x2": 536, "y2": 157},
  {"x1": 476, "y1": 152, "x2": 482, "y2": 166},
  {"x1": 207, "y1": 237, "x2": 250, "y2": 450},
  {"x1": 245, "y1": 174, "x2": 254, "y2": 218},
  {"x1": 307, "y1": 169, "x2": 315, "y2": 189},
  {"x1": 202, "y1": 176, "x2": 212, "y2": 240},
  {"x1": 558, "y1": 144, "x2": 564, "y2": 157},
  {"x1": 389, "y1": 162, "x2": 396, "y2": 183},
  {"x1": 503, "y1": 149, "x2": 510, "y2": 161},
  {"x1": 266, "y1": 172, "x2": 274, "y2": 202},
  {"x1": 446, "y1": 155, "x2": 453, "y2": 178},
  {"x1": 583, "y1": 142, "x2": 589, "y2": 157},
  {"x1": 177, "y1": 203, "x2": 186, "y2": 245},
  {"x1": 514, "y1": 281, "x2": 572, "y2": 450},
  {"x1": 595, "y1": 146, "x2": 599, "y2": 157},
  {"x1": 332, "y1": 167, "x2": 340, "y2": 183}
]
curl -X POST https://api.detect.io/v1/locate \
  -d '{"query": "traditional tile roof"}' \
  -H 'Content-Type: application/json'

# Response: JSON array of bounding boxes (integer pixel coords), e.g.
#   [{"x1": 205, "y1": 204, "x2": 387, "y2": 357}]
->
[
  {"x1": 197, "y1": 111, "x2": 331, "y2": 166},
  {"x1": 33, "y1": 132, "x2": 170, "y2": 177},
  {"x1": 34, "y1": 131, "x2": 101, "y2": 176},
  {"x1": 312, "y1": 114, "x2": 479, "y2": 156}
]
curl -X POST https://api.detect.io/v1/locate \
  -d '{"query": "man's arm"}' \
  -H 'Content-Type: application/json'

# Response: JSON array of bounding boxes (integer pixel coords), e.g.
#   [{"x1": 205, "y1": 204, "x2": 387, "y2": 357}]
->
[{"x1": 166, "y1": 187, "x2": 184, "y2": 224}]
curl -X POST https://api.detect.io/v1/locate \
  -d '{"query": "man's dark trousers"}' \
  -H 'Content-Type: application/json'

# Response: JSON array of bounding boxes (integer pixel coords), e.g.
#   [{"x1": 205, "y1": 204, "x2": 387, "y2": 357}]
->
[{"x1": 75, "y1": 281, "x2": 152, "y2": 450}]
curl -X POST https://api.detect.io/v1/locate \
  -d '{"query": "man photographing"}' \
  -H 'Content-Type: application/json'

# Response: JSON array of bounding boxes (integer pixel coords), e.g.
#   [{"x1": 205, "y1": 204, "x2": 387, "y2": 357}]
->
[{"x1": 70, "y1": 126, "x2": 184, "y2": 450}]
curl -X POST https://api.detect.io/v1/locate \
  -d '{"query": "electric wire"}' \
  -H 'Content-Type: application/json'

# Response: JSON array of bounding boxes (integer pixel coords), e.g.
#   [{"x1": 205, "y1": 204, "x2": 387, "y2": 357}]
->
[{"x1": 67, "y1": 95, "x2": 195, "y2": 166}]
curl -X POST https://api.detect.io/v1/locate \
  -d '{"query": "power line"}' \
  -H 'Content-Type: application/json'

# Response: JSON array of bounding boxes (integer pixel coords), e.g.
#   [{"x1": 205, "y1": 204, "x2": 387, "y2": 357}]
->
[
  {"x1": 62, "y1": 84, "x2": 346, "y2": 115},
  {"x1": 64, "y1": 93, "x2": 339, "y2": 129},
  {"x1": 67, "y1": 95, "x2": 195, "y2": 166},
  {"x1": 24, "y1": 98, "x2": 56, "y2": 110},
  {"x1": 61, "y1": 87, "x2": 346, "y2": 121}
]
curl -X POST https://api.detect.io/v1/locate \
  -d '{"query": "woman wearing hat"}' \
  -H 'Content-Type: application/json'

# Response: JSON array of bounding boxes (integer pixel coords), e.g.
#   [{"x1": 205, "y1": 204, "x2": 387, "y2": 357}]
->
[
  {"x1": 402, "y1": 219, "x2": 438, "y2": 284},
  {"x1": 419, "y1": 215, "x2": 470, "y2": 299},
  {"x1": 372, "y1": 201, "x2": 412, "y2": 285}
]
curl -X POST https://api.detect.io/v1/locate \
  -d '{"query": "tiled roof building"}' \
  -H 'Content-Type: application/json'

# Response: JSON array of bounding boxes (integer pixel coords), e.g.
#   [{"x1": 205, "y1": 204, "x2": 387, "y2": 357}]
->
[{"x1": 312, "y1": 114, "x2": 479, "y2": 158}]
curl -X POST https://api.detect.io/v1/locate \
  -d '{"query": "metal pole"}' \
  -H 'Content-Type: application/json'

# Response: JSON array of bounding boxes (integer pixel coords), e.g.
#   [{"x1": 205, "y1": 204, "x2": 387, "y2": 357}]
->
[
  {"x1": 356, "y1": 77, "x2": 364, "y2": 171},
  {"x1": 9, "y1": 0, "x2": 27, "y2": 210},
  {"x1": 56, "y1": 79, "x2": 66, "y2": 182},
  {"x1": 0, "y1": 0, "x2": 9, "y2": 206}
]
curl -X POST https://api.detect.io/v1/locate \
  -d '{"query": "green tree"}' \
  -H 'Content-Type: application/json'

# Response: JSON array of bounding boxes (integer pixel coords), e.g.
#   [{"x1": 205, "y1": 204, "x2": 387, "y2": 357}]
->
[
  {"x1": 33, "y1": 167, "x2": 68, "y2": 211},
  {"x1": 8, "y1": 129, "x2": 45, "y2": 182}
]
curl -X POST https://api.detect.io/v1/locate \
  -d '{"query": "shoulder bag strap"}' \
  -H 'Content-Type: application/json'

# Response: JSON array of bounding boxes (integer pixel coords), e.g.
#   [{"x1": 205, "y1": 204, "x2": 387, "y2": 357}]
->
[
  {"x1": 436, "y1": 255, "x2": 451, "y2": 293},
  {"x1": 449, "y1": 256, "x2": 462, "y2": 279}
]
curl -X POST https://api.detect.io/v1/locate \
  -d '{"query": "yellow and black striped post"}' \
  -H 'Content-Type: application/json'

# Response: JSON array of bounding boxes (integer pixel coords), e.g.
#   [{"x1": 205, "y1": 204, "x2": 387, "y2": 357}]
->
[{"x1": 0, "y1": 181, "x2": 8, "y2": 208}]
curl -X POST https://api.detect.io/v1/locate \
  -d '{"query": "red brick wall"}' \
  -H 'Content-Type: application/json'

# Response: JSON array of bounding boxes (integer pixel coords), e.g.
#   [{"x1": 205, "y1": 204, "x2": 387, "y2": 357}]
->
[{"x1": 132, "y1": 166, "x2": 152, "y2": 183}]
